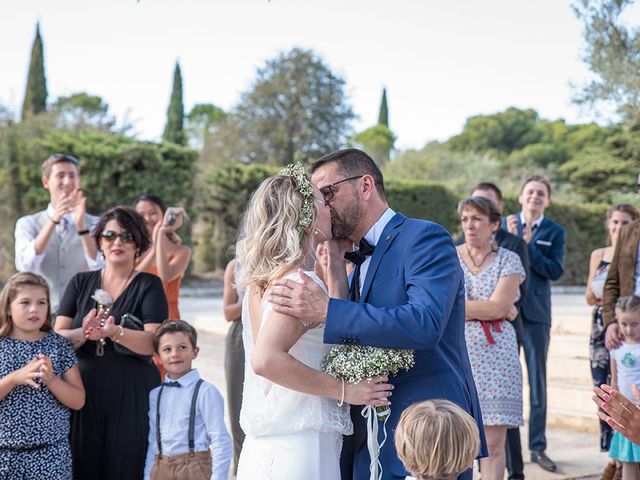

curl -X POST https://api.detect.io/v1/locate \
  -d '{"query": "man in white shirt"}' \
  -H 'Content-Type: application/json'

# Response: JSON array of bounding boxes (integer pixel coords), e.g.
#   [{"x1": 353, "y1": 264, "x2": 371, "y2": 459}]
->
[{"x1": 14, "y1": 153, "x2": 101, "y2": 314}]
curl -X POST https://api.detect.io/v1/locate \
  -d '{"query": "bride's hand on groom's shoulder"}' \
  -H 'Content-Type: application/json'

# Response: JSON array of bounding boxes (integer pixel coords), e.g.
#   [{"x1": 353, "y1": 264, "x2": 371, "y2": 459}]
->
[
  {"x1": 268, "y1": 269, "x2": 328, "y2": 328},
  {"x1": 346, "y1": 375, "x2": 393, "y2": 407}
]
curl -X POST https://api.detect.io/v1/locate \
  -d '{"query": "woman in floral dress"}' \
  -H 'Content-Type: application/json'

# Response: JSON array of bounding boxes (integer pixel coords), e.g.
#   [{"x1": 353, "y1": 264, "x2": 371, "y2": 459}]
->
[{"x1": 457, "y1": 197, "x2": 525, "y2": 480}]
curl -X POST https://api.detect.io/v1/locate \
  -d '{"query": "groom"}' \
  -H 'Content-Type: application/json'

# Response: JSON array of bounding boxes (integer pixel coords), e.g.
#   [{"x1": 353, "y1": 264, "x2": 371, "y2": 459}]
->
[{"x1": 269, "y1": 149, "x2": 486, "y2": 480}]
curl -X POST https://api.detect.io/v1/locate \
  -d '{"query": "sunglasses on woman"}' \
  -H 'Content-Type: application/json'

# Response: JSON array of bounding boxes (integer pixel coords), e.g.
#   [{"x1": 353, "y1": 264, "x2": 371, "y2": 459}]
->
[{"x1": 100, "y1": 230, "x2": 134, "y2": 243}]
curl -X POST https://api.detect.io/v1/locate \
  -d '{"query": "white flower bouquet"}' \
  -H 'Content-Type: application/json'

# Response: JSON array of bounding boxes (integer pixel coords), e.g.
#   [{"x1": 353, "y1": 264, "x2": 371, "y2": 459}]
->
[
  {"x1": 322, "y1": 345, "x2": 415, "y2": 480},
  {"x1": 91, "y1": 289, "x2": 114, "y2": 357}
]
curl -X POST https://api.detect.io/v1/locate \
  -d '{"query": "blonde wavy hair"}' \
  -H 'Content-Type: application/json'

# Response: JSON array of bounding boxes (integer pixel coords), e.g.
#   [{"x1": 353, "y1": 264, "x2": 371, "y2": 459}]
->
[
  {"x1": 236, "y1": 174, "x2": 318, "y2": 295},
  {"x1": 395, "y1": 399, "x2": 480, "y2": 480}
]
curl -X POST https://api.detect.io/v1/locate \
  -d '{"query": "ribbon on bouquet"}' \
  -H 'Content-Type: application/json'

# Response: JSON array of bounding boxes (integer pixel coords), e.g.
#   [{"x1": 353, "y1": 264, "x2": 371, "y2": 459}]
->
[{"x1": 362, "y1": 404, "x2": 390, "y2": 480}]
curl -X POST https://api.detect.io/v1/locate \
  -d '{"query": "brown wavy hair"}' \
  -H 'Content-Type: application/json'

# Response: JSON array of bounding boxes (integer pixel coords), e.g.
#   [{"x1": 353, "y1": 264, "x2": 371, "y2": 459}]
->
[{"x1": 0, "y1": 272, "x2": 52, "y2": 337}]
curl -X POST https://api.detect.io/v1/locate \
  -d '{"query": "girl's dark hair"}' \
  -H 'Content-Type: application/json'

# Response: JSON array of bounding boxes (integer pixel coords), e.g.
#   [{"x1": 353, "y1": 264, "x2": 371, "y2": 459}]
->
[
  {"x1": 93, "y1": 206, "x2": 151, "y2": 256},
  {"x1": 0, "y1": 272, "x2": 52, "y2": 337},
  {"x1": 134, "y1": 194, "x2": 167, "y2": 214}
]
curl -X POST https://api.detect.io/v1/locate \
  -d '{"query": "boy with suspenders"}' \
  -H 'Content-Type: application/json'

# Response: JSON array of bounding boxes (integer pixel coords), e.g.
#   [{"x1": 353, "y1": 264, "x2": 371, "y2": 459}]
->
[{"x1": 144, "y1": 320, "x2": 231, "y2": 480}]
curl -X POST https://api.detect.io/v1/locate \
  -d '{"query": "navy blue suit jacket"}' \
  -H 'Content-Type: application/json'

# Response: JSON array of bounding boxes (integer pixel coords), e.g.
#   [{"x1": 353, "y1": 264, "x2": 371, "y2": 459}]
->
[
  {"x1": 500, "y1": 216, "x2": 565, "y2": 324},
  {"x1": 324, "y1": 213, "x2": 487, "y2": 480}
]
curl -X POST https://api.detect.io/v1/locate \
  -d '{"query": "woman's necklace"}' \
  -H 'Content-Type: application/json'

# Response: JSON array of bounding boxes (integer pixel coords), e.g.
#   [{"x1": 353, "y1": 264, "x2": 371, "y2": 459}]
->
[
  {"x1": 95, "y1": 268, "x2": 135, "y2": 356},
  {"x1": 465, "y1": 245, "x2": 495, "y2": 275}
]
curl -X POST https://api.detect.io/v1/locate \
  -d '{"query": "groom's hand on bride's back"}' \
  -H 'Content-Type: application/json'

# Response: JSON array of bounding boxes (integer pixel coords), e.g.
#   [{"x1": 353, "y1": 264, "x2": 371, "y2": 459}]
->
[{"x1": 268, "y1": 269, "x2": 328, "y2": 328}]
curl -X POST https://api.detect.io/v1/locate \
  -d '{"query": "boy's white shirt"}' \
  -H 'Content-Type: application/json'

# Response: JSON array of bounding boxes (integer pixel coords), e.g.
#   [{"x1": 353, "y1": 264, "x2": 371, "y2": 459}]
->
[{"x1": 143, "y1": 368, "x2": 232, "y2": 480}]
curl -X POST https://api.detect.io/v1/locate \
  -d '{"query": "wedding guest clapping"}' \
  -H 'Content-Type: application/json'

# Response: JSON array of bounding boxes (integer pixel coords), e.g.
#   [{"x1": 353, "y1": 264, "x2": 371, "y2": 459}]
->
[
  {"x1": 134, "y1": 194, "x2": 191, "y2": 320},
  {"x1": 54, "y1": 206, "x2": 168, "y2": 480},
  {"x1": 14, "y1": 153, "x2": 101, "y2": 314}
]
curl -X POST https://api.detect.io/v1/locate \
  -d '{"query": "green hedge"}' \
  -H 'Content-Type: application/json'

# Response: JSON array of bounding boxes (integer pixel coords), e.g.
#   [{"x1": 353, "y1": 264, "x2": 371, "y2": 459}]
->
[{"x1": 195, "y1": 163, "x2": 608, "y2": 284}]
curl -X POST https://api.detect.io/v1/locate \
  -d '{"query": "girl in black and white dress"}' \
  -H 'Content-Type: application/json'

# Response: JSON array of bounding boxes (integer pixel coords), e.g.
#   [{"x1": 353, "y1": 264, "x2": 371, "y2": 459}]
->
[{"x1": 0, "y1": 272, "x2": 85, "y2": 479}]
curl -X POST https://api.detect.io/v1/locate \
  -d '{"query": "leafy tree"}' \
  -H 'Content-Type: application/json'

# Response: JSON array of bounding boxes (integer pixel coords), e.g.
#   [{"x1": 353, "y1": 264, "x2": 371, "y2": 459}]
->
[
  {"x1": 194, "y1": 162, "x2": 276, "y2": 270},
  {"x1": 21, "y1": 23, "x2": 47, "y2": 120},
  {"x1": 163, "y1": 62, "x2": 185, "y2": 145},
  {"x1": 506, "y1": 143, "x2": 568, "y2": 168},
  {"x1": 447, "y1": 108, "x2": 543, "y2": 155},
  {"x1": 185, "y1": 103, "x2": 226, "y2": 149},
  {"x1": 572, "y1": 0, "x2": 640, "y2": 123},
  {"x1": 386, "y1": 142, "x2": 504, "y2": 195},
  {"x1": 559, "y1": 129, "x2": 639, "y2": 202},
  {"x1": 51, "y1": 92, "x2": 115, "y2": 131},
  {"x1": 352, "y1": 124, "x2": 395, "y2": 164},
  {"x1": 378, "y1": 88, "x2": 389, "y2": 127},
  {"x1": 203, "y1": 48, "x2": 355, "y2": 166}
]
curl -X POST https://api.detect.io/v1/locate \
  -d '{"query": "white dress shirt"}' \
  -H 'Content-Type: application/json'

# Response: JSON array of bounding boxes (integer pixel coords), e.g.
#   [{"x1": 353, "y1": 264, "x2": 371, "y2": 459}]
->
[
  {"x1": 14, "y1": 203, "x2": 102, "y2": 271},
  {"x1": 356, "y1": 207, "x2": 396, "y2": 294},
  {"x1": 144, "y1": 369, "x2": 232, "y2": 480},
  {"x1": 518, "y1": 212, "x2": 544, "y2": 231}
]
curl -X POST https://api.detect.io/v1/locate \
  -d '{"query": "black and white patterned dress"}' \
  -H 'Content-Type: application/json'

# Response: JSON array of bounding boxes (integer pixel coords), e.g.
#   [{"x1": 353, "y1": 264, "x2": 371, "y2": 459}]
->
[
  {"x1": 0, "y1": 331, "x2": 78, "y2": 479},
  {"x1": 459, "y1": 247, "x2": 525, "y2": 427}
]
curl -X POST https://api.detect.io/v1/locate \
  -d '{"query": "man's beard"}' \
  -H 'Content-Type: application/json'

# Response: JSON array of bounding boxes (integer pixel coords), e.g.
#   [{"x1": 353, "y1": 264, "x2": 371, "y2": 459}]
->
[{"x1": 330, "y1": 201, "x2": 362, "y2": 240}]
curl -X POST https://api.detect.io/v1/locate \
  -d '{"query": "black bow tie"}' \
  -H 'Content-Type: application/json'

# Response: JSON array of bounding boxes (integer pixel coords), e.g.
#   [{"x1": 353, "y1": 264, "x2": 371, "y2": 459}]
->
[
  {"x1": 162, "y1": 381, "x2": 181, "y2": 388},
  {"x1": 344, "y1": 238, "x2": 375, "y2": 266}
]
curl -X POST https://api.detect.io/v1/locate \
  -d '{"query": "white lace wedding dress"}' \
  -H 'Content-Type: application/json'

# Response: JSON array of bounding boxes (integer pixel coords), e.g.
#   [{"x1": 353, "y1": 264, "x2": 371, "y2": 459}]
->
[{"x1": 236, "y1": 271, "x2": 352, "y2": 479}]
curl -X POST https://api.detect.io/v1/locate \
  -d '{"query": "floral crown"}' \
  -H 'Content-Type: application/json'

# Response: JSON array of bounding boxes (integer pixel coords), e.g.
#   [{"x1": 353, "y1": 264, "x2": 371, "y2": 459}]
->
[{"x1": 279, "y1": 162, "x2": 315, "y2": 241}]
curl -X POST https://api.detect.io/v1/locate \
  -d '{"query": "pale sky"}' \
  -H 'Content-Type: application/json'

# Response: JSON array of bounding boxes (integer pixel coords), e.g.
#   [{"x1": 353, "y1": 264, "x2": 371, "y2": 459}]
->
[{"x1": 0, "y1": 0, "x2": 613, "y2": 150}]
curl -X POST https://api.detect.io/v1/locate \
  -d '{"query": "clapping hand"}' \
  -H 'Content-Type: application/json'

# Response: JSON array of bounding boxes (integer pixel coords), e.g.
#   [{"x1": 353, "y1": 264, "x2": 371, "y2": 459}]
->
[
  {"x1": 71, "y1": 189, "x2": 87, "y2": 229},
  {"x1": 83, "y1": 308, "x2": 114, "y2": 341},
  {"x1": 10, "y1": 357, "x2": 46, "y2": 389},
  {"x1": 36, "y1": 354, "x2": 55, "y2": 385},
  {"x1": 51, "y1": 191, "x2": 78, "y2": 224},
  {"x1": 506, "y1": 214, "x2": 519, "y2": 236}
]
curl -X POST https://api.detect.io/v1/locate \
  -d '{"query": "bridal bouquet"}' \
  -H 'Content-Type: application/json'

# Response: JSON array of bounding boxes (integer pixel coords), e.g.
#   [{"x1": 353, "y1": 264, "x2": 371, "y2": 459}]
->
[
  {"x1": 322, "y1": 345, "x2": 415, "y2": 480},
  {"x1": 322, "y1": 345, "x2": 414, "y2": 418}
]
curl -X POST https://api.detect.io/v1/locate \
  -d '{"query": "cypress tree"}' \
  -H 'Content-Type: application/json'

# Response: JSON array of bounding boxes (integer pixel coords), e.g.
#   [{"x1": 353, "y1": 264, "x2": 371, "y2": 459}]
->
[
  {"x1": 163, "y1": 61, "x2": 185, "y2": 145},
  {"x1": 377, "y1": 87, "x2": 389, "y2": 127},
  {"x1": 21, "y1": 22, "x2": 48, "y2": 120}
]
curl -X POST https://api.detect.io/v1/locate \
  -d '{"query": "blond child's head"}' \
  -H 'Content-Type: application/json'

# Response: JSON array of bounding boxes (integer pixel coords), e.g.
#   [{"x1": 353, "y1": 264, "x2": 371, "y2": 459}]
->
[{"x1": 395, "y1": 399, "x2": 480, "y2": 480}]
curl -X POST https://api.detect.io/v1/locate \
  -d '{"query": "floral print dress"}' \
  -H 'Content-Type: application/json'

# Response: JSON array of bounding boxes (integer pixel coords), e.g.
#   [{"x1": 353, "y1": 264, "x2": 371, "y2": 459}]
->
[{"x1": 459, "y1": 247, "x2": 525, "y2": 427}]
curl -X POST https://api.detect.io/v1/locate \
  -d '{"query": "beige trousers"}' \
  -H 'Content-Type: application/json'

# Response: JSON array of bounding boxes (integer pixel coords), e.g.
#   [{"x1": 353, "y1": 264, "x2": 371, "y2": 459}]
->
[{"x1": 150, "y1": 451, "x2": 212, "y2": 480}]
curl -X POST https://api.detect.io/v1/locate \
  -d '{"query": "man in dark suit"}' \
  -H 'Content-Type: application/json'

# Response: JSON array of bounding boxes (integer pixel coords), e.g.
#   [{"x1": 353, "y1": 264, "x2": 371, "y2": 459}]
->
[
  {"x1": 472, "y1": 182, "x2": 529, "y2": 480},
  {"x1": 503, "y1": 175, "x2": 566, "y2": 473},
  {"x1": 269, "y1": 148, "x2": 486, "y2": 480}
]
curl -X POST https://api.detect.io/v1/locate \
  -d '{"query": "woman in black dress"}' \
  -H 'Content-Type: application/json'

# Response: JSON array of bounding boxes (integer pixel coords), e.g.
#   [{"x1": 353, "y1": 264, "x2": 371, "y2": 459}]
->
[{"x1": 55, "y1": 206, "x2": 168, "y2": 480}]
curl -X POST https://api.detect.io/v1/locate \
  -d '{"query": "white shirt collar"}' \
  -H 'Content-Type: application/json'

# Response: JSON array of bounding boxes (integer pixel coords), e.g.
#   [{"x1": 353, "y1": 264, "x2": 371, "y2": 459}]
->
[
  {"x1": 519, "y1": 212, "x2": 544, "y2": 229},
  {"x1": 163, "y1": 368, "x2": 200, "y2": 387},
  {"x1": 363, "y1": 208, "x2": 396, "y2": 246}
]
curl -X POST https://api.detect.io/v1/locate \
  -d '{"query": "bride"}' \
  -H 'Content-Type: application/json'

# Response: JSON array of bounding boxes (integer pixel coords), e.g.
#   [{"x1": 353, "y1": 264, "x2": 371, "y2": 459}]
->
[{"x1": 235, "y1": 164, "x2": 392, "y2": 479}]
